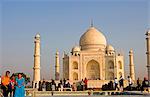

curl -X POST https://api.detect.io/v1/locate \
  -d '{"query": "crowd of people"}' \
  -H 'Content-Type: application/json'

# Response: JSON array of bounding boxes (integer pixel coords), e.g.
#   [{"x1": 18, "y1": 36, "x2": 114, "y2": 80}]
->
[
  {"x1": 102, "y1": 76, "x2": 149, "y2": 92},
  {"x1": 37, "y1": 78, "x2": 88, "y2": 91},
  {"x1": 0, "y1": 71, "x2": 25, "y2": 97},
  {"x1": 0, "y1": 70, "x2": 149, "y2": 97},
  {"x1": 37, "y1": 76, "x2": 149, "y2": 92},
  {"x1": 126, "y1": 76, "x2": 149, "y2": 92}
]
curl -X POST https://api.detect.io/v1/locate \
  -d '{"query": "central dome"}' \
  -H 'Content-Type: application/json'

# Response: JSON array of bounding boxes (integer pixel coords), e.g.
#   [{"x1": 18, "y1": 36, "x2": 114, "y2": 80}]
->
[{"x1": 79, "y1": 27, "x2": 107, "y2": 51}]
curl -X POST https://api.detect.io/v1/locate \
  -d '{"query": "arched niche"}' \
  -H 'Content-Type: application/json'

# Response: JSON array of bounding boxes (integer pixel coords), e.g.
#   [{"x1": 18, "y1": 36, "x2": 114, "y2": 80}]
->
[
  {"x1": 108, "y1": 61, "x2": 114, "y2": 69},
  {"x1": 73, "y1": 72, "x2": 78, "y2": 80},
  {"x1": 118, "y1": 61, "x2": 122, "y2": 69},
  {"x1": 86, "y1": 60, "x2": 100, "y2": 80},
  {"x1": 72, "y1": 61, "x2": 78, "y2": 69}
]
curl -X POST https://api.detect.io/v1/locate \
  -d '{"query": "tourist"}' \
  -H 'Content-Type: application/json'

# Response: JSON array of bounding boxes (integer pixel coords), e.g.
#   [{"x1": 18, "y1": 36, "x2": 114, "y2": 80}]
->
[
  {"x1": 128, "y1": 76, "x2": 132, "y2": 91},
  {"x1": 45, "y1": 81, "x2": 50, "y2": 91},
  {"x1": 72, "y1": 82, "x2": 77, "y2": 91},
  {"x1": 0, "y1": 75, "x2": 2, "y2": 97},
  {"x1": 60, "y1": 83, "x2": 63, "y2": 91},
  {"x1": 38, "y1": 81, "x2": 42, "y2": 91},
  {"x1": 65, "y1": 79, "x2": 69, "y2": 88},
  {"x1": 141, "y1": 77, "x2": 149, "y2": 92},
  {"x1": 0, "y1": 75, "x2": 1, "y2": 88},
  {"x1": 119, "y1": 76, "x2": 124, "y2": 91},
  {"x1": 14, "y1": 73, "x2": 25, "y2": 97},
  {"x1": 58, "y1": 80, "x2": 63, "y2": 91},
  {"x1": 81, "y1": 79, "x2": 84, "y2": 91},
  {"x1": 108, "y1": 81, "x2": 113, "y2": 90},
  {"x1": 42, "y1": 81, "x2": 46, "y2": 91},
  {"x1": 136, "y1": 78, "x2": 141, "y2": 91},
  {"x1": 51, "y1": 79, "x2": 56, "y2": 91},
  {"x1": 1, "y1": 71, "x2": 11, "y2": 97},
  {"x1": 66, "y1": 81, "x2": 71, "y2": 88},
  {"x1": 114, "y1": 77, "x2": 119, "y2": 91},
  {"x1": 84, "y1": 78, "x2": 88, "y2": 90},
  {"x1": 10, "y1": 75, "x2": 16, "y2": 97},
  {"x1": 63, "y1": 78, "x2": 66, "y2": 88}
]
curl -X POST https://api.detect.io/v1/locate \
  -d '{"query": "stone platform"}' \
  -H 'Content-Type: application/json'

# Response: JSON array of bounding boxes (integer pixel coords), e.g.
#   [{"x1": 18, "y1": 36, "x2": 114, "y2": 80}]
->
[{"x1": 25, "y1": 88, "x2": 150, "y2": 97}]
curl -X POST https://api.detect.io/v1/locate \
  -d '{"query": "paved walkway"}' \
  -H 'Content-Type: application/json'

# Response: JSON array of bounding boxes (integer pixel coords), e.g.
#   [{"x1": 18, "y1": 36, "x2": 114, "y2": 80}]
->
[{"x1": 25, "y1": 90, "x2": 150, "y2": 97}]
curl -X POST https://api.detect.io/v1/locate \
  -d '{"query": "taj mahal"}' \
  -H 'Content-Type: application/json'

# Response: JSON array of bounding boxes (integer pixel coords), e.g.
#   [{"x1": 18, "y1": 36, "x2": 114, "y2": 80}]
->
[
  {"x1": 63, "y1": 25, "x2": 125, "y2": 81},
  {"x1": 32, "y1": 24, "x2": 150, "y2": 89}
]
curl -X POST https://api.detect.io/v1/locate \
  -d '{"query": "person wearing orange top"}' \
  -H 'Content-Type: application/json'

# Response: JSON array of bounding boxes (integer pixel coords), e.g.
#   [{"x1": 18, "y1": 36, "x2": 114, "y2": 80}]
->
[{"x1": 1, "y1": 71, "x2": 11, "y2": 97}]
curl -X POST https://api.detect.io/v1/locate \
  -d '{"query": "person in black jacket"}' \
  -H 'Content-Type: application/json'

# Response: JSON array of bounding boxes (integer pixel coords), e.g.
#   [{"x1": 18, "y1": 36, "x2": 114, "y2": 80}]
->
[
  {"x1": 119, "y1": 76, "x2": 124, "y2": 91},
  {"x1": 141, "y1": 77, "x2": 149, "y2": 92},
  {"x1": 136, "y1": 78, "x2": 141, "y2": 91},
  {"x1": 38, "y1": 81, "x2": 42, "y2": 91}
]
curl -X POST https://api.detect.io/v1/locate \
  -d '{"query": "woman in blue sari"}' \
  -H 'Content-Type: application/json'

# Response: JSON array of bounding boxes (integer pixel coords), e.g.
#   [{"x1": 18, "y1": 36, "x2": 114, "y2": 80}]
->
[{"x1": 14, "y1": 73, "x2": 25, "y2": 97}]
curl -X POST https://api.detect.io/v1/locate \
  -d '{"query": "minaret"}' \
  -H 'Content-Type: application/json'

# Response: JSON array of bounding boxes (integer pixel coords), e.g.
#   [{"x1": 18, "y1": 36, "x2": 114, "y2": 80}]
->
[
  {"x1": 55, "y1": 50, "x2": 60, "y2": 80},
  {"x1": 33, "y1": 33, "x2": 41, "y2": 88},
  {"x1": 129, "y1": 49, "x2": 135, "y2": 80},
  {"x1": 146, "y1": 29, "x2": 150, "y2": 81}
]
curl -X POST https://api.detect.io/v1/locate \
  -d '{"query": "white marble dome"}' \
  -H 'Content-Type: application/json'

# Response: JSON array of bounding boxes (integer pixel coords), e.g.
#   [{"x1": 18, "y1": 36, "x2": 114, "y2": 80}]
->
[
  {"x1": 106, "y1": 45, "x2": 114, "y2": 51},
  {"x1": 72, "y1": 46, "x2": 81, "y2": 52},
  {"x1": 79, "y1": 27, "x2": 107, "y2": 50}
]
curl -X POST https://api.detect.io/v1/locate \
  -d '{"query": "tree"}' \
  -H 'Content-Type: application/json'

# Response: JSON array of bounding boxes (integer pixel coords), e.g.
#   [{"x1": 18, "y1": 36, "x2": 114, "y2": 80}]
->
[{"x1": 11, "y1": 72, "x2": 30, "y2": 84}]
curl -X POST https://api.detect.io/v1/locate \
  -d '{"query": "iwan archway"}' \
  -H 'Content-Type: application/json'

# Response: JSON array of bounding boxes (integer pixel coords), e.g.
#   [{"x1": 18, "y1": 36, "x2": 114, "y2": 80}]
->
[{"x1": 86, "y1": 60, "x2": 100, "y2": 80}]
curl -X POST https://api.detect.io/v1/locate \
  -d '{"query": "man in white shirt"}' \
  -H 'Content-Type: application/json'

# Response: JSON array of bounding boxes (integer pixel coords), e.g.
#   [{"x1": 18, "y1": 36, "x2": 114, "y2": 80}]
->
[
  {"x1": 114, "y1": 78, "x2": 119, "y2": 91},
  {"x1": 128, "y1": 76, "x2": 132, "y2": 90}
]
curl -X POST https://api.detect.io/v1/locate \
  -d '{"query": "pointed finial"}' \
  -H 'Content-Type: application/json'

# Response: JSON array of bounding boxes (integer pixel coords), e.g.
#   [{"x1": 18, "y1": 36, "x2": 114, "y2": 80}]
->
[
  {"x1": 146, "y1": 28, "x2": 150, "y2": 35},
  {"x1": 56, "y1": 49, "x2": 59, "y2": 55},
  {"x1": 129, "y1": 48, "x2": 133, "y2": 53},
  {"x1": 91, "y1": 19, "x2": 93, "y2": 27}
]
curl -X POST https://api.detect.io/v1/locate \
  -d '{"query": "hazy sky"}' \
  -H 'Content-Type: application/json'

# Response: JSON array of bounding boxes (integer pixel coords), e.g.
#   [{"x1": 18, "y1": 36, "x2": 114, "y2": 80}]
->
[{"x1": 0, "y1": 0, "x2": 149, "y2": 80}]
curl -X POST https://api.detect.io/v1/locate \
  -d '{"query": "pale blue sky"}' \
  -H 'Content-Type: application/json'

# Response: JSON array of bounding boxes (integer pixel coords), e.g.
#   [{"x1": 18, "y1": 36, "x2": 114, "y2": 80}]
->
[{"x1": 0, "y1": 0, "x2": 149, "y2": 80}]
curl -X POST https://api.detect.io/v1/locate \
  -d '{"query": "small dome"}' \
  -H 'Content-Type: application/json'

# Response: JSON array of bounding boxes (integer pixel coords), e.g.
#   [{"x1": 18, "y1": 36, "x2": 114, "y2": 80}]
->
[
  {"x1": 35, "y1": 33, "x2": 40, "y2": 38},
  {"x1": 106, "y1": 45, "x2": 114, "y2": 51},
  {"x1": 146, "y1": 29, "x2": 150, "y2": 35},
  {"x1": 56, "y1": 50, "x2": 59, "y2": 55},
  {"x1": 79, "y1": 27, "x2": 107, "y2": 50},
  {"x1": 72, "y1": 46, "x2": 80, "y2": 52}
]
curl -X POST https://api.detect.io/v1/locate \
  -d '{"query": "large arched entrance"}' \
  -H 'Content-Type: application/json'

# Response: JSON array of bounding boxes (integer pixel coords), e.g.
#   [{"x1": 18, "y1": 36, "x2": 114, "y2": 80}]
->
[{"x1": 86, "y1": 60, "x2": 100, "y2": 80}]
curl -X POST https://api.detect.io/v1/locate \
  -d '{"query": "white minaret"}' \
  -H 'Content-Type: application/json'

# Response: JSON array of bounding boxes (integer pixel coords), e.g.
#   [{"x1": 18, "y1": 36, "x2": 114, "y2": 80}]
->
[
  {"x1": 146, "y1": 30, "x2": 150, "y2": 81},
  {"x1": 129, "y1": 49, "x2": 135, "y2": 80},
  {"x1": 55, "y1": 50, "x2": 60, "y2": 80},
  {"x1": 33, "y1": 33, "x2": 41, "y2": 88}
]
